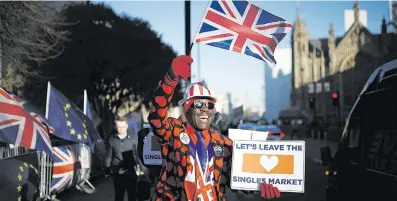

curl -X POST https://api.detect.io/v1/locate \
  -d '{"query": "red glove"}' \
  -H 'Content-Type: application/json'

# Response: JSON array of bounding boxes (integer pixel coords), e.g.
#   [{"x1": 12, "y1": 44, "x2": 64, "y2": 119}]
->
[
  {"x1": 260, "y1": 183, "x2": 280, "y2": 199},
  {"x1": 171, "y1": 55, "x2": 193, "y2": 81}
]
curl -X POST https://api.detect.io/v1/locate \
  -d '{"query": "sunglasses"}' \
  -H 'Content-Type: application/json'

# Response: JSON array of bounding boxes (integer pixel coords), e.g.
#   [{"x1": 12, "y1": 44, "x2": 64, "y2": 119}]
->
[{"x1": 190, "y1": 100, "x2": 215, "y2": 110}]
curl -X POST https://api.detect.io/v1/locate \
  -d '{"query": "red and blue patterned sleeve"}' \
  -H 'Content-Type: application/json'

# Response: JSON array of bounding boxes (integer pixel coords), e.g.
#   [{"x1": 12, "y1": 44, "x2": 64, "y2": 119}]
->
[{"x1": 147, "y1": 69, "x2": 179, "y2": 142}]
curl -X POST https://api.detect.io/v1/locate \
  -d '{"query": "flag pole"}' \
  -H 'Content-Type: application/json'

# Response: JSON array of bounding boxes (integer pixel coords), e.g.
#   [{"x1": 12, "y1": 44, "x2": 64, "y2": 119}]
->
[
  {"x1": 389, "y1": 0, "x2": 393, "y2": 22},
  {"x1": 83, "y1": 89, "x2": 87, "y2": 115},
  {"x1": 45, "y1": 81, "x2": 51, "y2": 119},
  {"x1": 189, "y1": 0, "x2": 212, "y2": 56},
  {"x1": 197, "y1": 43, "x2": 201, "y2": 81},
  {"x1": 188, "y1": 42, "x2": 194, "y2": 56}
]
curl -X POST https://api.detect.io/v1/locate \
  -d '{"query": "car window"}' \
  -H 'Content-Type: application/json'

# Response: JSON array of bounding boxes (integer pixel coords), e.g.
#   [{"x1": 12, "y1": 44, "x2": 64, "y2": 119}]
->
[
  {"x1": 348, "y1": 119, "x2": 360, "y2": 149},
  {"x1": 339, "y1": 91, "x2": 366, "y2": 150},
  {"x1": 361, "y1": 88, "x2": 397, "y2": 176},
  {"x1": 338, "y1": 115, "x2": 362, "y2": 163}
]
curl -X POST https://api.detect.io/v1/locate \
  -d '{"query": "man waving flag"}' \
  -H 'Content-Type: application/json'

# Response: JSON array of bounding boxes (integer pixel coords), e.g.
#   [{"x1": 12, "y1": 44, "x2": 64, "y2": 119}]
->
[{"x1": 193, "y1": 0, "x2": 291, "y2": 67}]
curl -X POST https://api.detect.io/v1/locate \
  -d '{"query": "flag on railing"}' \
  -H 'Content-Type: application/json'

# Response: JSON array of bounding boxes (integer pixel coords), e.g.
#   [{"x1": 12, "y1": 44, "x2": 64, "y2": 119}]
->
[
  {"x1": 51, "y1": 145, "x2": 79, "y2": 193},
  {"x1": 84, "y1": 89, "x2": 103, "y2": 143},
  {"x1": 10, "y1": 94, "x2": 56, "y2": 134},
  {"x1": 0, "y1": 88, "x2": 53, "y2": 155},
  {"x1": 0, "y1": 154, "x2": 40, "y2": 201},
  {"x1": 45, "y1": 82, "x2": 97, "y2": 146},
  {"x1": 193, "y1": 0, "x2": 291, "y2": 67}
]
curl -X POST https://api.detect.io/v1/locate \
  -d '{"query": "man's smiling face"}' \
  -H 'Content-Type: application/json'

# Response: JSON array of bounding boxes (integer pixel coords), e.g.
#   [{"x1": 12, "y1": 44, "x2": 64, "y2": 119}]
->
[{"x1": 186, "y1": 98, "x2": 215, "y2": 131}]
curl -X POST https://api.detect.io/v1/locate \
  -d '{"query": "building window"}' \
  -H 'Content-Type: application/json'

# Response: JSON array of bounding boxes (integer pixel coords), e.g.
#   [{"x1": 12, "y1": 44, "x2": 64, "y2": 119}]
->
[{"x1": 360, "y1": 33, "x2": 366, "y2": 46}]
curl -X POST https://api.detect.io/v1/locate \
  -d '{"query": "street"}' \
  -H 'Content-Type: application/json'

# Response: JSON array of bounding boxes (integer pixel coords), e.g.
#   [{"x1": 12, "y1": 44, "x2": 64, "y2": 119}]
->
[{"x1": 58, "y1": 137, "x2": 337, "y2": 201}]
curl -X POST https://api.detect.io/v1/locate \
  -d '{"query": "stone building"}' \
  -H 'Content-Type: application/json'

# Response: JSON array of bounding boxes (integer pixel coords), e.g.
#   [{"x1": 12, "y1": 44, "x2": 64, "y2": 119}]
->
[{"x1": 290, "y1": 2, "x2": 397, "y2": 126}]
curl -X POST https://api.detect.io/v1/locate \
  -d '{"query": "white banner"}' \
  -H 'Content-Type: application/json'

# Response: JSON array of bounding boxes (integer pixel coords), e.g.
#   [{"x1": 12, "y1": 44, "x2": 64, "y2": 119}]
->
[
  {"x1": 231, "y1": 140, "x2": 305, "y2": 193},
  {"x1": 143, "y1": 131, "x2": 162, "y2": 165}
]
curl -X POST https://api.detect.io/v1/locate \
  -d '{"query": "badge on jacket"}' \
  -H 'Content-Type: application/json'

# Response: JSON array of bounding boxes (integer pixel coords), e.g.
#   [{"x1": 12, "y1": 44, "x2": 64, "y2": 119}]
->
[
  {"x1": 180, "y1": 132, "x2": 190, "y2": 144},
  {"x1": 214, "y1": 145, "x2": 222, "y2": 156}
]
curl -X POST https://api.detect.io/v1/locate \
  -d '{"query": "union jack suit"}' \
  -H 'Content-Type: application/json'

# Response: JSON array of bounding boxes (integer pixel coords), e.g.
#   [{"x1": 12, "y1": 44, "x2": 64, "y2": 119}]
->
[{"x1": 148, "y1": 69, "x2": 251, "y2": 201}]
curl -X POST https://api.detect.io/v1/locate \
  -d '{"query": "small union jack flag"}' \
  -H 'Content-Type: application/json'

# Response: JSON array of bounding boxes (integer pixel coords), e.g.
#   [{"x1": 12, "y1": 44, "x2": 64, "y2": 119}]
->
[
  {"x1": 10, "y1": 94, "x2": 56, "y2": 134},
  {"x1": 51, "y1": 145, "x2": 77, "y2": 193},
  {"x1": 194, "y1": 0, "x2": 291, "y2": 66},
  {"x1": 0, "y1": 88, "x2": 52, "y2": 155},
  {"x1": 184, "y1": 134, "x2": 215, "y2": 201}
]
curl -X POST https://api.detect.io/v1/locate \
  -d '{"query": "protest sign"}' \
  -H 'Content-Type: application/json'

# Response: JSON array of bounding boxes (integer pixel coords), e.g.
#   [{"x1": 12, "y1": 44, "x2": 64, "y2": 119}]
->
[
  {"x1": 231, "y1": 140, "x2": 305, "y2": 193},
  {"x1": 228, "y1": 129, "x2": 269, "y2": 141},
  {"x1": 143, "y1": 131, "x2": 162, "y2": 165}
]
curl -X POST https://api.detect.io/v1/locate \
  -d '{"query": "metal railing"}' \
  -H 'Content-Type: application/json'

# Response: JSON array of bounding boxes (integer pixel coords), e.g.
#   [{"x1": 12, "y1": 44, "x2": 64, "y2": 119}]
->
[
  {"x1": 0, "y1": 144, "x2": 30, "y2": 158},
  {"x1": 75, "y1": 143, "x2": 96, "y2": 194},
  {"x1": 38, "y1": 151, "x2": 53, "y2": 200}
]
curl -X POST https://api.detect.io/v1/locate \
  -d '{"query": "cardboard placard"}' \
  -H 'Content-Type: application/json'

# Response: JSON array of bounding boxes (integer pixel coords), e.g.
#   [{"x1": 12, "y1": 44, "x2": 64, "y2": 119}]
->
[
  {"x1": 231, "y1": 140, "x2": 305, "y2": 193},
  {"x1": 143, "y1": 132, "x2": 162, "y2": 165}
]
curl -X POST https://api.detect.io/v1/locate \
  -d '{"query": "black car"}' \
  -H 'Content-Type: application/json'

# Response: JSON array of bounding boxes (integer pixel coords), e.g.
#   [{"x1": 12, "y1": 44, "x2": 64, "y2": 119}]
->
[
  {"x1": 255, "y1": 125, "x2": 285, "y2": 140},
  {"x1": 321, "y1": 59, "x2": 397, "y2": 201}
]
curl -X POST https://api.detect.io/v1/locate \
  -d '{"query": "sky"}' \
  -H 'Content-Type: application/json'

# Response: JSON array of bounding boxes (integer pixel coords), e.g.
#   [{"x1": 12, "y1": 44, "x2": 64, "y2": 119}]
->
[{"x1": 92, "y1": 0, "x2": 391, "y2": 114}]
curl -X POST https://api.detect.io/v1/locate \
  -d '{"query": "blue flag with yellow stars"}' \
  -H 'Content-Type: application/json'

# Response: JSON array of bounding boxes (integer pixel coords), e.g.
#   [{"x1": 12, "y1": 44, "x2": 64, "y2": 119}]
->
[
  {"x1": 46, "y1": 83, "x2": 98, "y2": 147},
  {"x1": 0, "y1": 154, "x2": 40, "y2": 201}
]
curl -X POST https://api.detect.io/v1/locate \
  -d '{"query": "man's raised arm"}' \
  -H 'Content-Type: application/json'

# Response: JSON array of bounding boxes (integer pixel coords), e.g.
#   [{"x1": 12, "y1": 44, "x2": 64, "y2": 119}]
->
[{"x1": 147, "y1": 55, "x2": 193, "y2": 142}]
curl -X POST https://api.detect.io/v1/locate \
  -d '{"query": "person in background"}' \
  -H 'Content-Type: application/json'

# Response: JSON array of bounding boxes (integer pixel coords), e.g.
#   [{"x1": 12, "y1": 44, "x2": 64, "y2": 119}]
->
[
  {"x1": 104, "y1": 116, "x2": 148, "y2": 201},
  {"x1": 210, "y1": 112, "x2": 223, "y2": 132},
  {"x1": 137, "y1": 125, "x2": 162, "y2": 185},
  {"x1": 290, "y1": 119, "x2": 296, "y2": 140}
]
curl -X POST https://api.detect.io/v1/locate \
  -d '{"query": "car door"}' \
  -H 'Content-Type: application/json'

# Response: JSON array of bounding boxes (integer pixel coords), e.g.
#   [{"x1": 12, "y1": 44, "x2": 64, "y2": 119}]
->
[
  {"x1": 331, "y1": 114, "x2": 364, "y2": 201},
  {"x1": 359, "y1": 87, "x2": 397, "y2": 201}
]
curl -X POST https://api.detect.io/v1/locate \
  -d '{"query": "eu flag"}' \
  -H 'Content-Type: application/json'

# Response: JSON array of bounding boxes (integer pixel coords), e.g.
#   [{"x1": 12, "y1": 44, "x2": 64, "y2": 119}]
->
[
  {"x1": 84, "y1": 89, "x2": 103, "y2": 143},
  {"x1": 0, "y1": 153, "x2": 40, "y2": 201},
  {"x1": 46, "y1": 82, "x2": 97, "y2": 145},
  {"x1": 83, "y1": 89, "x2": 93, "y2": 121}
]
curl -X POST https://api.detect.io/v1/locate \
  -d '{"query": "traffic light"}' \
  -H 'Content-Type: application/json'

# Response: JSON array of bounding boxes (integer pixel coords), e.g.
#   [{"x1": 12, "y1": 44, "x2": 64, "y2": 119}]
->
[
  {"x1": 309, "y1": 97, "x2": 316, "y2": 109},
  {"x1": 332, "y1": 92, "x2": 339, "y2": 106}
]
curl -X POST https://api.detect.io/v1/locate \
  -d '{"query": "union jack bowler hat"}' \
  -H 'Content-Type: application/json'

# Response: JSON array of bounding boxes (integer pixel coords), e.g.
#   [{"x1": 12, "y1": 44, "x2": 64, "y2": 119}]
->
[{"x1": 178, "y1": 82, "x2": 217, "y2": 108}]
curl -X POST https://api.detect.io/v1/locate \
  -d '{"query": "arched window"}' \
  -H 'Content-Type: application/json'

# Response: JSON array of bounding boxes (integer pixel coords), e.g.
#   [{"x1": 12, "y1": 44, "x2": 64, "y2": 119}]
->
[{"x1": 360, "y1": 33, "x2": 366, "y2": 46}]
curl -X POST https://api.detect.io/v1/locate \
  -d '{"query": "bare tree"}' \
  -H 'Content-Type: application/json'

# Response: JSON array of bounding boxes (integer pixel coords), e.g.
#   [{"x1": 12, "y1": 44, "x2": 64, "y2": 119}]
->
[{"x1": 0, "y1": 1, "x2": 70, "y2": 78}]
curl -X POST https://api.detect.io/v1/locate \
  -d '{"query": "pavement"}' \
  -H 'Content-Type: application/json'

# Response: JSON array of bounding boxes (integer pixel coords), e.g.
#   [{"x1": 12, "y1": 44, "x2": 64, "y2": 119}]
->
[{"x1": 57, "y1": 137, "x2": 339, "y2": 201}]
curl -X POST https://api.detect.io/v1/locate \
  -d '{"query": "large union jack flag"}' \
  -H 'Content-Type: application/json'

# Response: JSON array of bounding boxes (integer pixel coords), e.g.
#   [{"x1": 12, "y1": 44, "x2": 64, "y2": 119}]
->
[
  {"x1": 51, "y1": 145, "x2": 77, "y2": 193},
  {"x1": 0, "y1": 88, "x2": 52, "y2": 155},
  {"x1": 10, "y1": 94, "x2": 56, "y2": 134},
  {"x1": 194, "y1": 0, "x2": 291, "y2": 66}
]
